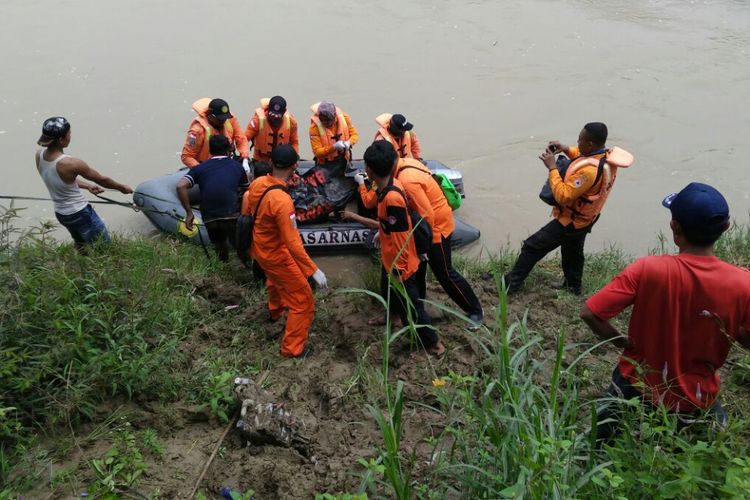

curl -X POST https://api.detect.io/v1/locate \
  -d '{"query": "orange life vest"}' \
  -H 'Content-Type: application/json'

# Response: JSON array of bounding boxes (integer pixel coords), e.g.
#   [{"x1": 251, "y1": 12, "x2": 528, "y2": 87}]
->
[
  {"x1": 375, "y1": 113, "x2": 414, "y2": 159},
  {"x1": 561, "y1": 146, "x2": 634, "y2": 223},
  {"x1": 253, "y1": 97, "x2": 293, "y2": 159},
  {"x1": 310, "y1": 102, "x2": 351, "y2": 162},
  {"x1": 192, "y1": 97, "x2": 236, "y2": 161}
]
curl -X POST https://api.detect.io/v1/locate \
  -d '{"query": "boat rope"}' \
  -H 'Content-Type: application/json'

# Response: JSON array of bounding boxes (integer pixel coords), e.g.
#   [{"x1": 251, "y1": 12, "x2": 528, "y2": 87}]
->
[{"x1": 0, "y1": 193, "x2": 184, "y2": 222}]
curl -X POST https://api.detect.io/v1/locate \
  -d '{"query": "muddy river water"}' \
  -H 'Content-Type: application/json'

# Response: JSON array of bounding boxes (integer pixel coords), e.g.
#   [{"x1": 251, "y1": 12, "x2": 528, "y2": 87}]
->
[{"x1": 2, "y1": 0, "x2": 749, "y2": 274}]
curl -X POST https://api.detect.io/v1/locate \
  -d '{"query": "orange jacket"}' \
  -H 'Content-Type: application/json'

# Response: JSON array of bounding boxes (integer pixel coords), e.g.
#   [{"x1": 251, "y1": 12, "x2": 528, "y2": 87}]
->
[
  {"x1": 360, "y1": 159, "x2": 453, "y2": 243},
  {"x1": 245, "y1": 98, "x2": 299, "y2": 162},
  {"x1": 181, "y1": 98, "x2": 250, "y2": 168},
  {"x1": 309, "y1": 102, "x2": 359, "y2": 163},
  {"x1": 550, "y1": 146, "x2": 634, "y2": 228},
  {"x1": 373, "y1": 113, "x2": 421, "y2": 159},
  {"x1": 241, "y1": 175, "x2": 317, "y2": 280},
  {"x1": 378, "y1": 178, "x2": 420, "y2": 280}
]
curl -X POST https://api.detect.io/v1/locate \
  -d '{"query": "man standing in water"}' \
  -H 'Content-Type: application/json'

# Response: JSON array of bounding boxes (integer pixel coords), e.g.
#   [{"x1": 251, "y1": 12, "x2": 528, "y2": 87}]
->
[
  {"x1": 504, "y1": 123, "x2": 633, "y2": 295},
  {"x1": 581, "y1": 183, "x2": 750, "y2": 442},
  {"x1": 35, "y1": 116, "x2": 133, "y2": 250}
]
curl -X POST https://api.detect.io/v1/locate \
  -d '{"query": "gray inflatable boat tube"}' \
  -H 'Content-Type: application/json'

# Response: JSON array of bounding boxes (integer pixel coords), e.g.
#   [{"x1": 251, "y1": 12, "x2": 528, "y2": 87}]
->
[{"x1": 133, "y1": 160, "x2": 480, "y2": 252}]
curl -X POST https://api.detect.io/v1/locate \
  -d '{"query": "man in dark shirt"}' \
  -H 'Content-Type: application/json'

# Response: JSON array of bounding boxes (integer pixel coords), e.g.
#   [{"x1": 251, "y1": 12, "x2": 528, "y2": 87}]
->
[{"x1": 177, "y1": 134, "x2": 249, "y2": 261}]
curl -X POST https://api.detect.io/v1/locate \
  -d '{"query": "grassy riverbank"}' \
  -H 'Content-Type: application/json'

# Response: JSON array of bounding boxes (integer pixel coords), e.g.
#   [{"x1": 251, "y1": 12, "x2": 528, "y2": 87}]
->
[{"x1": 2, "y1": 209, "x2": 750, "y2": 498}]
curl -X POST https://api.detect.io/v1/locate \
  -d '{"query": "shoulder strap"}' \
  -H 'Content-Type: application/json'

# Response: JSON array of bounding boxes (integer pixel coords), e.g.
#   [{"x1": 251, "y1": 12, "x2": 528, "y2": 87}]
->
[
  {"x1": 253, "y1": 184, "x2": 286, "y2": 219},
  {"x1": 592, "y1": 155, "x2": 608, "y2": 190},
  {"x1": 398, "y1": 163, "x2": 443, "y2": 191},
  {"x1": 572, "y1": 156, "x2": 609, "y2": 209},
  {"x1": 397, "y1": 165, "x2": 428, "y2": 176},
  {"x1": 377, "y1": 183, "x2": 407, "y2": 205}
]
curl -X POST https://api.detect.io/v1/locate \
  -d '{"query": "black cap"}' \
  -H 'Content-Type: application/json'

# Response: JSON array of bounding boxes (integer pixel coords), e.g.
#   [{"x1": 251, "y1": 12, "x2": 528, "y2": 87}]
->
[
  {"x1": 271, "y1": 144, "x2": 299, "y2": 169},
  {"x1": 208, "y1": 98, "x2": 232, "y2": 120},
  {"x1": 268, "y1": 96, "x2": 287, "y2": 115},
  {"x1": 390, "y1": 114, "x2": 413, "y2": 133},
  {"x1": 38, "y1": 116, "x2": 70, "y2": 146}
]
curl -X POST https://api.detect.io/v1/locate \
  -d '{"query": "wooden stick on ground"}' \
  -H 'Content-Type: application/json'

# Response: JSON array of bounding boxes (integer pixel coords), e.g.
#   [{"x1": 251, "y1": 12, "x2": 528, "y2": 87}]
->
[{"x1": 188, "y1": 412, "x2": 237, "y2": 500}]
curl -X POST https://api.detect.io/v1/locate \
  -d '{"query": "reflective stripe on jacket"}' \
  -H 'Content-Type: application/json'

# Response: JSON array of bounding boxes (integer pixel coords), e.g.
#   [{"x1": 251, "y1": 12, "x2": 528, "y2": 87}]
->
[
  {"x1": 309, "y1": 102, "x2": 358, "y2": 163},
  {"x1": 245, "y1": 98, "x2": 298, "y2": 161},
  {"x1": 181, "y1": 97, "x2": 250, "y2": 168}
]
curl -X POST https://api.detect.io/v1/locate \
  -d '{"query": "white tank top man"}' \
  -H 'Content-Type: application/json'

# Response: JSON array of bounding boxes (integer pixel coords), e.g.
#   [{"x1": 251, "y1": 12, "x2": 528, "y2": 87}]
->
[{"x1": 35, "y1": 117, "x2": 133, "y2": 250}]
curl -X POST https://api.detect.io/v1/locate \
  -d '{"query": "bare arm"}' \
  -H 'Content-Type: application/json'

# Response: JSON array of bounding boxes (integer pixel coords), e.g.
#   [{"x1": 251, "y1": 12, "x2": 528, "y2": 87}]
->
[
  {"x1": 175, "y1": 177, "x2": 195, "y2": 229},
  {"x1": 59, "y1": 157, "x2": 133, "y2": 194},
  {"x1": 340, "y1": 210, "x2": 378, "y2": 229},
  {"x1": 76, "y1": 178, "x2": 104, "y2": 194},
  {"x1": 580, "y1": 304, "x2": 628, "y2": 349}
]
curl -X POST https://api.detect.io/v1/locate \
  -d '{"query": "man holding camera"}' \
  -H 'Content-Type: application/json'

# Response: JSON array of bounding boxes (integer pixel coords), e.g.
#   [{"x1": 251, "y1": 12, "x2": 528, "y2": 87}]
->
[{"x1": 504, "y1": 122, "x2": 633, "y2": 295}]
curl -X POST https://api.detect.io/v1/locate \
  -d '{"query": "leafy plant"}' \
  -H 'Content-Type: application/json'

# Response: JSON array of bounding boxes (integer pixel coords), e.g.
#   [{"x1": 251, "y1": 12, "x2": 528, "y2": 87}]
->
[
  {"x1": 89, "y1": 424, "x2": 147, "y2": 497},
  {"x1": 196, "y1": 366, "x2": 235, "y2": 422}
]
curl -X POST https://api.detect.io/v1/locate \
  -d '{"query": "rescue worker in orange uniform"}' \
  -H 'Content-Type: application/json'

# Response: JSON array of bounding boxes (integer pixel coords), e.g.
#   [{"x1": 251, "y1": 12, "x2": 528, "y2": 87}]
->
[
  {"x1": 504, "y1": 122, "x2": 634, "y2": 295},
  {"x1": 355, "y1": 140, "x2": 484, "y2": 329},
  {"x1": 363, "y1": 141, "x2": 445, "y2": 357},
  {"x1": 244, "y1": 96, "x2": 299, "y2": 169},
  {"x1": 181, "y1": 97, "x2": 250, "y2": 171},
  {"x1": 374, "y1": 113, "x2": 422, "y2": 160},
  {"x1": 240, "y1": 144, "x2": 327, "y2": 358},
  {"x1": 309, "y1": 101, "x2": 358, "y2": 166}
]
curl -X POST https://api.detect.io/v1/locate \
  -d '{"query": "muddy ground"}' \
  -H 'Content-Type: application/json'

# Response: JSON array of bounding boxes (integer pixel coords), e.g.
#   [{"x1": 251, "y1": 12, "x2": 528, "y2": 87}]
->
[{"x1": 28, "y1": 260, "x2": 628, "y2": 499}]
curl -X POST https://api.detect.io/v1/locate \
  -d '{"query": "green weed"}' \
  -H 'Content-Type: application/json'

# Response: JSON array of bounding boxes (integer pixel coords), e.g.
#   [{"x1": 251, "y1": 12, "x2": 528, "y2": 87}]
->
[
  {"x1": 89, "y1": 423, "x2": 147, "y2": 498},
  {"x1": 188, "y1": 352, "x2": 241, "y2": 422},
  {"x1": 0, "y1": 208, "x2": 218, "y2": 490}
]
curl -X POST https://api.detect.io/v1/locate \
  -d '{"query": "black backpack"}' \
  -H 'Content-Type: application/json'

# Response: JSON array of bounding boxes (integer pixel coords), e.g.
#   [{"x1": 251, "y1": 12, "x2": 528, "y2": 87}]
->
[
  {"x1": 378, "y1": 184, "x2": 433, "y2": 256},
  {"x1": 235, "y1": 185, "x2": 286, "y2": 266}
]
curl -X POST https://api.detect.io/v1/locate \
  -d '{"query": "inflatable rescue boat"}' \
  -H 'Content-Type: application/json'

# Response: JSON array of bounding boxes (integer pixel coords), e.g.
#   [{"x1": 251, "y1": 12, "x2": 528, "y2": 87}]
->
[{"x1": 133, "y1": 160, "x2": 480, "y2": 252}]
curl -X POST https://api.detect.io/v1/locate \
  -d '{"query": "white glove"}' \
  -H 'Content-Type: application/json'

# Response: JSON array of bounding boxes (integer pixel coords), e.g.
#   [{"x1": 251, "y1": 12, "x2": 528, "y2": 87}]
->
[
  {"x1": 372, "y1": 232, "x2": 381, "y2": 249},
  {"x1": 343, "y1": 140, "x2": 351, "y2": 149},
  {"x1": 333, "y1": 141, "x2": 346, "y2": 152},
  {"x1": 354, "y1": 172, "x2": 366, "y2": 186},
  {"x1": 312, "y1": 268, "x2": 328, "y2": 289},
  {"x1": 242, "y1": 158, "x2": 250, "y2": 173}
]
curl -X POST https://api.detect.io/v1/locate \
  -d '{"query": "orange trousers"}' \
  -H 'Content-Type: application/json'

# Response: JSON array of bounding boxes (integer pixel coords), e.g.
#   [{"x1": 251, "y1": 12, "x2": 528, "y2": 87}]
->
[{"x1": 262, "y1": 255, "x2": 315, "y2": 357}]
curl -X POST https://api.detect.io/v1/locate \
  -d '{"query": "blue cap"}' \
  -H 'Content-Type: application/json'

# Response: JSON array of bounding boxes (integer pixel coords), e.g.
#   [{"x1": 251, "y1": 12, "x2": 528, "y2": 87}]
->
[{"x1": 662, "y1": 182, "x2": 729, "y2": 235}]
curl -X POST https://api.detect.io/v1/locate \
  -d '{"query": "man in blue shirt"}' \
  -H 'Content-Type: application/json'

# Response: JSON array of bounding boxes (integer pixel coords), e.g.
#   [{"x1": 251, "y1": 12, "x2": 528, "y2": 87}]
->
[{"x1": 177, "y1": 135, "x2": 250, "y2": 261}]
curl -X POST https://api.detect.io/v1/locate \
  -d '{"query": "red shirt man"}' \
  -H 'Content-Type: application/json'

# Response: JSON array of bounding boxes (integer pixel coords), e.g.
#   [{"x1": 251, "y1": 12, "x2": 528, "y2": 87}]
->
[{"x1": 581, "y1": 182, "x2": 750, "y2": 441}]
